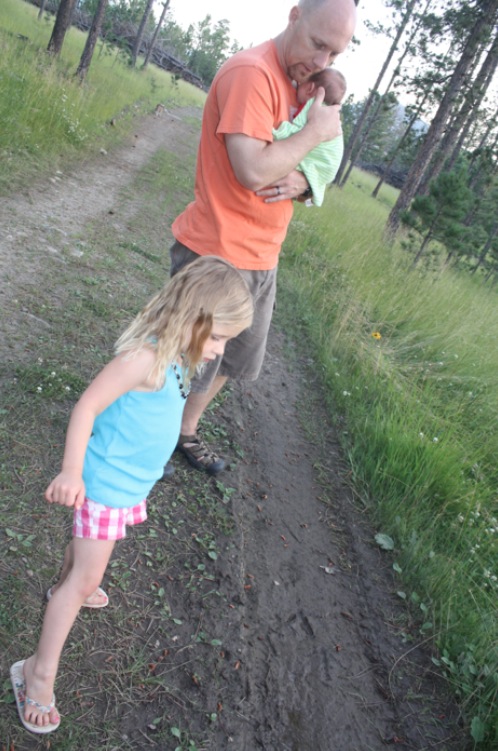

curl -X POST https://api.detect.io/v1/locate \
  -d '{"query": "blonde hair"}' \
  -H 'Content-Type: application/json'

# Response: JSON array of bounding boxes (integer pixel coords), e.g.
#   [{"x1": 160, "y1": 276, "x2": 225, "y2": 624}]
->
[{"x1": 115, "y1": 256, "x2": 254, "y2": 388}]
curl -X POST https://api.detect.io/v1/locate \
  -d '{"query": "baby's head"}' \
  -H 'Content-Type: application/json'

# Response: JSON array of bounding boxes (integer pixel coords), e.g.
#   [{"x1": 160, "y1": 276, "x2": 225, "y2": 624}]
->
[{"x1": 297, "y1": 68, "x2": 347, "y2": 106}]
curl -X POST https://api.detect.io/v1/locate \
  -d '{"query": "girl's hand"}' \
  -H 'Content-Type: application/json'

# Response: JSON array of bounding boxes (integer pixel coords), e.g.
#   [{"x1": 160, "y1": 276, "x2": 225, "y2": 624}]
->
[{"x1": 45, "y1": 471, "x2": 86, "y2": 510}]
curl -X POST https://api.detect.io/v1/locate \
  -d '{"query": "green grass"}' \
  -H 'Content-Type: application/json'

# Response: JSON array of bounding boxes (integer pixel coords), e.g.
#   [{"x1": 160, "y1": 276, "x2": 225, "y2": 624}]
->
[
  {"x1": 0, "y1": 0, "x2": 205, "y2": 190},
  {"x1": 279, "y1": 170, "x2": 498, "y2": 747}
]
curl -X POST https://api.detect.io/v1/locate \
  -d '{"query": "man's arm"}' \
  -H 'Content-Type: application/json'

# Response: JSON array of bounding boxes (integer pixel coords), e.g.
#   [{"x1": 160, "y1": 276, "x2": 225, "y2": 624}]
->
[{"x1": 225, "y1": 88, "x2": 341, "y2": 197}]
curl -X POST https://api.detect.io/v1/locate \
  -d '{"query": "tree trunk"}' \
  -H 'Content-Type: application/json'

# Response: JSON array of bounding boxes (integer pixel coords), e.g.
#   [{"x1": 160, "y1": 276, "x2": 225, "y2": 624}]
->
[
  {"x1": 444, "y1": 248, "x2": 457, "y2": 267},
  {"x1": 387, "y1": 0, "x2": 498, "y2": 237},
  {"x1": 340, "y1": 0, "x2": 430, "y2": 187},
  {"x1": 474, "y1": 104, "x2": 498, "y2": 154},
  {"x1": 419, "y1": 30, "x2": 498, "y2": 191},
  {"x1": 471, "y1": 219, "x2": 498, "y2": 273},
  {"x1": 75, "y1": 0, "x2": 109, "y2": 81},
  {"x1": 143, "y1": 0, "x2": 170, "y2": 69},
  {"x1": 340, "y1": 81, "x2": 397, "y2": 188},
  {"x1": 413, "y1": 227, "x2": 434, "y2": 265},
  {"x1": 372, "y1": 92, "x2": 429, "y2": 198},
  {"x1": 334, "y1": 0, "x2": 418, "y2": 186},
  {"x1": 130, "y1": 0, "x2": 155, "y2": 67},
  {"x1": 47, "y1": 0, "x2": 78, "y2": 55},
  {"x1": 447, "y1": 36, "x2": 498, "y2": 172},
  {"x1": 38, "y1": 0, "x2": 48, "y2": 20},
  {"x1": 447, "y1": 109, "x2": 477, "y2": 170}
]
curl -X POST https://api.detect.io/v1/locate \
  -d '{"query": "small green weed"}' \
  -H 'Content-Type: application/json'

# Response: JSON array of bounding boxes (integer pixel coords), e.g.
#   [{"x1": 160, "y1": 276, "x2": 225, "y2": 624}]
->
[
  {"x1": 15, "y1": 361, "x2": 87, "y2": 399},
  {"x1": 170, "y1": 726, "x2": 200, "y2": 751},
  {"x1": 192, "y1": 631, "x2": 223, "y2": 648}
]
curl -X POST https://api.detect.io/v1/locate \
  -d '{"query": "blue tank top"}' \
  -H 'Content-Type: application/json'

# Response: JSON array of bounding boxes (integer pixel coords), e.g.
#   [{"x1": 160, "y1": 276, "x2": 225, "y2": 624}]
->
[{"x1": 83, "y1": 365, "x2": 185, "y2": 508}]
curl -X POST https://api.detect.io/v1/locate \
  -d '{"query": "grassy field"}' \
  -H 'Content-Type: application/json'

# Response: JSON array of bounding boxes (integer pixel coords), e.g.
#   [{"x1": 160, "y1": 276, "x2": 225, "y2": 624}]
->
[
  {"x1": 0, "y1": 0, "x2": 205, "y2": 191},
  {"x1": 1, "y1": 1, "x2": 497, "y2": 746}
]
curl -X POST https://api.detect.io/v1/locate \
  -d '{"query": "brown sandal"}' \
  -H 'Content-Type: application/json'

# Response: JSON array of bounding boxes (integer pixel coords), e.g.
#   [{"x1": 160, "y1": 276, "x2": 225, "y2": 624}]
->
[{"x1": 176, "y1": 432, "x2": 225, "y2": 475}]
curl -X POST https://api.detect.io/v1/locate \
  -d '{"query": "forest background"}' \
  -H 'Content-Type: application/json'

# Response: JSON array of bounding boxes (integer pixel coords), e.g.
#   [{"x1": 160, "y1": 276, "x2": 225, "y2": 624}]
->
[{"x1": 1, "y1": 0, "x2": 498, "y2": 746}]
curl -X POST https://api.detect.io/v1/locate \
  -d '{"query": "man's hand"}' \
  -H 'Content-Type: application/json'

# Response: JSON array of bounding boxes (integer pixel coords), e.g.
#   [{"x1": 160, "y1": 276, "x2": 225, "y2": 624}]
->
[
  {"x1": 306, "y1": 86, "x2": 342, "y2": 142},
  {"x1": 256, "y1": 170, "x2": 309, "y2": 203}
]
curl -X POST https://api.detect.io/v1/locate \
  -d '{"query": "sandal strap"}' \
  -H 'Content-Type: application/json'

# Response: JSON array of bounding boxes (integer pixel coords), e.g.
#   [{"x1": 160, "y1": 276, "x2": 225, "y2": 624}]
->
[
  {"x1": 25, "y1": 695, "x2": 56, "y2": 713},
  {"x1": 179, "y1": 433, "x2": 220, "y2": 461}
]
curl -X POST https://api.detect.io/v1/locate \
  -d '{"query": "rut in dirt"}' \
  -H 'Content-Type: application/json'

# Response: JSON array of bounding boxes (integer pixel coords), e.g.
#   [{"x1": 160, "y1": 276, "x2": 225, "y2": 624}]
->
[{"x1": 211, "y1": 327, "x2": 463, "y2": 750}]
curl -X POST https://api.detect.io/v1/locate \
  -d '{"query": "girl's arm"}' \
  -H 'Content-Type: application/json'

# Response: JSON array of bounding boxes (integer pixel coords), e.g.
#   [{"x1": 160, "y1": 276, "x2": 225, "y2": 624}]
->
[{"x1": 45, "y1": 348, "x2": 156, "y2": 510}]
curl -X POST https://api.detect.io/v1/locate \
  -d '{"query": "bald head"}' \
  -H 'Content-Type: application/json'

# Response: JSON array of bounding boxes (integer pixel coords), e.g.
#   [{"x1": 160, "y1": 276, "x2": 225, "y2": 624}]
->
[
  {"x1": 277, "y1": 0, "x2": 356, "y2": 84},
  {"x1": 298, "y1": 0, "x2": 358, "y2": 17},
  {"x1": 297, "y1": 0, "x2": 357, "y2": 34}
]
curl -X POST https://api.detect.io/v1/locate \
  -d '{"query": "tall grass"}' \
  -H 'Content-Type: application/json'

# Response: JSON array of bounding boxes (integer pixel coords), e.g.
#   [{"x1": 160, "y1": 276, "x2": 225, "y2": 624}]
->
[
  {"x1": 280, "y1": 171, "x2": 498, "y2": 746},
  {"x1": 0, "y1": 0, "x2": 205, "y2": 190}
]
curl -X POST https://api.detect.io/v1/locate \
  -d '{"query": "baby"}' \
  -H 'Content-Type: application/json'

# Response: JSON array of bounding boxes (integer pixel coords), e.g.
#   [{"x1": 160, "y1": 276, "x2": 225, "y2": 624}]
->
[{"x1": 273, "y1": 68, "x2": 347, "y2": 207}]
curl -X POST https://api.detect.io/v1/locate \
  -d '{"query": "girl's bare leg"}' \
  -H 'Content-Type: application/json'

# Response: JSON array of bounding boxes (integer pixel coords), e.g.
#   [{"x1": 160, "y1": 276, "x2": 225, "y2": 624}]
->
[
  {"x1": 22, "y1": 537, "x2": 115, "y2": 727},
  {"x1": 49, "y1": 540, "x2": 108, "y2": 606}
]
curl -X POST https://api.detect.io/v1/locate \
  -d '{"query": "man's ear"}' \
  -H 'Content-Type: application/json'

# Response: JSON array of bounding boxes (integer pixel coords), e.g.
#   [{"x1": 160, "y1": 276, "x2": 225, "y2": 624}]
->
[{"x1": 289, "y1": 6, "x2": 300, "y2": 25}]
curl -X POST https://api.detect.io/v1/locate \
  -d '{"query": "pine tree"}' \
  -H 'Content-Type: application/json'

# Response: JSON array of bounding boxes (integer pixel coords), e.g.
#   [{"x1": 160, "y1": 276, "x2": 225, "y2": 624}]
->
[
  {"x1": 401, "y1": 167, "x2": 473, "y2": 265},
  {"x1": 47, "y1": 0, "x2": 78, "y2": 55},
  {"x1": 143, "y1": 0, "x2": 171, "y2": 69},
  {"x1": 419, "y1": 30, "x2": 498, "y2": 192},
  {"x1": 387, "y1": 0, "x2": 498, "y2": 236},
  {"x1": 334, "y1": 0, "x2": 418, "y2": 185},
  {"x1": 75, "y1": 0, "x2": 110, "y2": 81},
  {"x1": 130, "y1": 0, "x2": 155, "y2": 67},
  {"x1": 339, "y1": 0, "x2": 432, "y2": 187}
]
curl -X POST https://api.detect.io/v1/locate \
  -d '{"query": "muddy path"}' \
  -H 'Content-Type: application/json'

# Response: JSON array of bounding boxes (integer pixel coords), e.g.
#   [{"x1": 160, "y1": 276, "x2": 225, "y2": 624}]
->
[{"x1": 0, "y1": 108, "x2": 465, "y2": 750}]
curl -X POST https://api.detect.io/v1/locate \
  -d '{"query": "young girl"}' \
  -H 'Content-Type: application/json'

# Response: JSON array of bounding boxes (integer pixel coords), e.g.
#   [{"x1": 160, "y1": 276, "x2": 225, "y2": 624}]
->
[{"x1": 10, "y1": 256, "x2": 253, "y2": 734}]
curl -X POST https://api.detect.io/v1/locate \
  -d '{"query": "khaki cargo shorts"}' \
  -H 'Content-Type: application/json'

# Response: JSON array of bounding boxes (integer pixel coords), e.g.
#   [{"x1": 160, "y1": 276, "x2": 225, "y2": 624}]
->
[{"x1": 170, "y1": 240, "x2": 277, "y2": 393}]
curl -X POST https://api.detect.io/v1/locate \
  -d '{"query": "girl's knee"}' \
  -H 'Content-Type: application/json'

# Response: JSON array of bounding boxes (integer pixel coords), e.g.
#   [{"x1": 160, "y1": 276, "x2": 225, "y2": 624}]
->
[
  {"x1": 65, "y1": 569, "x2": 104, "y2": 600},
  {"x1": 70, "y1": 539, "x2": 115, "y2": 594}
]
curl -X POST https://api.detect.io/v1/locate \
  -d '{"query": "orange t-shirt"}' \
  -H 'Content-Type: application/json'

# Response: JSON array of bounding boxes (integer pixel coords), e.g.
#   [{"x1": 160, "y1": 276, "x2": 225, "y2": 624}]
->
[{"x1": 172, "y1": 41, "x2": 297, "y2": 270}]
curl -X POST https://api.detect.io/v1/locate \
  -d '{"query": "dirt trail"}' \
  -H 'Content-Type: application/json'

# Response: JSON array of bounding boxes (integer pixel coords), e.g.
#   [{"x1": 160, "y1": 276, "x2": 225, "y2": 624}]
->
[
  {"x1": 218, "y1": 337, "x2": 462, "y2": 750},
  {"x1": 0, "y1": 109, "x2": 465, "y2": 750}
]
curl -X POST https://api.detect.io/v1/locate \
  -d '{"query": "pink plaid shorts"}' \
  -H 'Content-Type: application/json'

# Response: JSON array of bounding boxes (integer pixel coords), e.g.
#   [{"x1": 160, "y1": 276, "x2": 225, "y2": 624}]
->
[{"x1": 73, "y1": 498, "x2": 148, "y2": 541}]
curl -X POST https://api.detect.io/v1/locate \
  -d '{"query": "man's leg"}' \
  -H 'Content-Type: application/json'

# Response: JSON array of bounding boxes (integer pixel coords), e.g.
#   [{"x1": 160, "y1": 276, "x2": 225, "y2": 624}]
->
[
  {"x1": 165, "y1": 242, "x2": 275, "y2": 476},
  {"x1": 181, "y1": 375, "x2": 227, "y2": 435},
  {"x1": 176, "y1": 375, "x2": 228, "y2": 476}
]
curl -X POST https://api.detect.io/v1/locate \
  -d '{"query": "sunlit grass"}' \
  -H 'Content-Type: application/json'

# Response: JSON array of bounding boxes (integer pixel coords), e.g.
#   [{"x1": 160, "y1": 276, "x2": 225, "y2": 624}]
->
[
  {"x1": 0, "y1": 0, "x2": 205, "y2": 190},
  {"x1": 280, "y1": 170, "x2": 498, "y2": 746}
]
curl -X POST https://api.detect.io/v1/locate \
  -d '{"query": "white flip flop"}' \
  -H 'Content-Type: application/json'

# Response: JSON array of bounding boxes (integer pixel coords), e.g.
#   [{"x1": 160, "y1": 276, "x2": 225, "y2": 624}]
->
[{"x1": 10, "y1": 660, "x2": 60, "y2": 734}]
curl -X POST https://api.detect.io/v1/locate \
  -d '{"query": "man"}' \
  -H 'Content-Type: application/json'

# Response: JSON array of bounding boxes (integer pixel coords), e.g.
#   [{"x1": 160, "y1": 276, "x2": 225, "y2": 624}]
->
[{"x1": 168, "y1": 0, "x2": 356, "y2": 475}]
